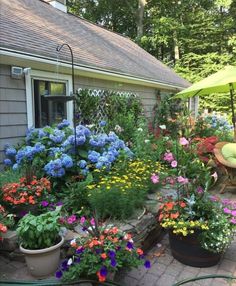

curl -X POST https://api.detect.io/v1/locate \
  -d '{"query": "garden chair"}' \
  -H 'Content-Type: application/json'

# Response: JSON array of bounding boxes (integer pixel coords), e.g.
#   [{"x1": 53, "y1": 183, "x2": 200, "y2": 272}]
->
[{"x1": 213, "y1": 142, "x2": 236, "y2": 193}]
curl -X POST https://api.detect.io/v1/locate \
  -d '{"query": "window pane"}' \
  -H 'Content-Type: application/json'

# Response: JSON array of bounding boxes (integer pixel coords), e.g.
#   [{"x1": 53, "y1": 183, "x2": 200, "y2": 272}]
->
[
  {"x1": 50, "y1": 82, "x2": 66, "y2": 95},
  {"x1": 34, "y1": 80, "x2": 67, "y2": 127}
]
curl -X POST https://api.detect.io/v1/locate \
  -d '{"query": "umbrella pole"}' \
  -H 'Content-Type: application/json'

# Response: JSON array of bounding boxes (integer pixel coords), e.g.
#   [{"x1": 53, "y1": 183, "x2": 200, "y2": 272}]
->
[{"x1": 229, "y1": 83, "x2": 236, "y2": 141}]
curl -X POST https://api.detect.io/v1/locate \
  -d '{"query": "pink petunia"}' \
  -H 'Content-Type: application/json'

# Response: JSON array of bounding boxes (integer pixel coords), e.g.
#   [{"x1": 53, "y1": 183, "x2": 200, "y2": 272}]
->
[
  {"x1": 177, "y1": 176, "x2": 189, "y2": 184},
  {"x1": 80, "y1": 216, "x2": 86, "y2": 224},
  {"x1": 230, "y1": 217, "x2": 236, "y2": 224},
  {"x1": 67, "y1": 214, "x2": 77, "y2": 224},
  {"x1": 231, "y1": 210, "x2": 236, "y2": 216},
  {"x1": 151, "y1": 173, "x2": 159, "y2": 184},
  {"x1": 90, "y1": 218, "x2": 95, "y2": 226},
  {"x1": 171, "y1": 160, "x2": 178, "y2": 168},
  {"x1": 196, "y1": 187, "x2": 204, "y2": 194},
  {"x1": 179, "y1": 137, "x2": 189, "y2": 146},
  {"x1": 223, "y1": 208, "x2": 231, "y2": 214},
  {"x1": 163, "y1": 152, "x2": 174, "y2": 162}
]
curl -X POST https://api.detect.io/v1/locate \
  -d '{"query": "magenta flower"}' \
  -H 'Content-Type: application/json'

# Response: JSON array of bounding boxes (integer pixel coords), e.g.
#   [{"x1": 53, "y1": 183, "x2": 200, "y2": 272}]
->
[
  {"x1": 151, "y1": 173, "x2": 159, "y2": 184},
  {"x1": 90, "y1": 218, "x2": 95, "y2": 226},
  {"x1": 231, "y1": 210, "x2": 236, "y2": 216},
  {"x1": 230, "y1": 217, "x2": 236, "y2": 224},
  {"x1": 196, "y1": 187, "x2": 204, "y2": 194},
  {"x1": 179, "y1": 137, "x2": 189, "y2": 146},
  {"x1": 223, "y1": 208, "x2": 231, "y2": 214},
  {"x1": 177, "y1": 176, "x2": 189, "y2": 184},
  {"x1": 67, "y1": 214, "x2": 77, "y2": 224},
  {"x1": 163, "y1": 152, "x2": 174, "y2": 162},
  {"x1": 80, "y1": 216, "x2": 86, "y2": 224},
  {"x1": 171, "y1": 160, "x2": 178, "y2": 168}
]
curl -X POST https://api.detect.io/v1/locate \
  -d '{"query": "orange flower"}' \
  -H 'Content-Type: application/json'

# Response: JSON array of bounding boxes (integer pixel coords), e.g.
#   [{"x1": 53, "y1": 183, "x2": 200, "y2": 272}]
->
[
  {"x1": 165, "y1": 202, "x2": 175, "y2": 211},
  {"x1": 170, "y1": 212, "x2": 179, "y2": 219},
  {"x1": 179, "y1": 202, "x2": 186, "y2": 208},
  {"x1": 101, "y1": 253, "x2": 107, "y2": 259},
  {"x1": 97, "y1": 271, "x2": 106, "y2": 282},
  {"x1": 137, "y1": 248, "x2": 143, "y2": 256}
]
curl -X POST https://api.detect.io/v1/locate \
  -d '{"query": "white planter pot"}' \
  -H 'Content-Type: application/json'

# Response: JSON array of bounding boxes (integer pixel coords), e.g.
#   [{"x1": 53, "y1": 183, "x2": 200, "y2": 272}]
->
[{"x1": 20, "y1": 236, "x2": 64, "y2": 277}]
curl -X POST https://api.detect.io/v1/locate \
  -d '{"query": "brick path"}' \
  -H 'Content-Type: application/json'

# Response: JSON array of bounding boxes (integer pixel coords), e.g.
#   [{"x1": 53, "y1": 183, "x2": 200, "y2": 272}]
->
[
  {"x1": 116, "y1": 235, "x2": 236, "y2": 286},
  {"x1": 0, "y1": 187, "x2": 236, "y2": 286}
]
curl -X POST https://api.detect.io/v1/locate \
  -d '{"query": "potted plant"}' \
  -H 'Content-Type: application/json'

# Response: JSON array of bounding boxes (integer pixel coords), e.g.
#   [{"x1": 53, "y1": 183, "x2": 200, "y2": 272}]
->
[
  {"x1": 150, "y1": 136, "x2": 236, "y2": 267},
  {"x1": 17, "y1": 207, "x2": 64, "y2": 277},
  {"x1": 158, "y1": 182, "x2": 236, "y2": 267},
  {"x1": 55, "y1": 216, "x2": 151, "y2": 283}
]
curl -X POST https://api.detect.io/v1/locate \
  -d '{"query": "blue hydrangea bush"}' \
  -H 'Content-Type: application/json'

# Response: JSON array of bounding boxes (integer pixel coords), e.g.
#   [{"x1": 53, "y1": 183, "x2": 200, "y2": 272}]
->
[{"x1": 4, "y1": 120, "x2": 132, "y2": 178}]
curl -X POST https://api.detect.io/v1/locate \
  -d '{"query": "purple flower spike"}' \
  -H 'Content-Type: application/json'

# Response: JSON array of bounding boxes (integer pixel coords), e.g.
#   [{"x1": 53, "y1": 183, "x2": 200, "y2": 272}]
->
[
  {"x1": 144, "y1": 260, "x2": 151, "y2": 269},
  {"x1": 55, "y1": 270, "x2": 63, "y2": 279}
]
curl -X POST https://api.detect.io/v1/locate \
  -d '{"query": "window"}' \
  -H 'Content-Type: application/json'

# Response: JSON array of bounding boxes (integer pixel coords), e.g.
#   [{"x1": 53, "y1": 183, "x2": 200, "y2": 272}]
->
[{"x1": 33, "y1": 80, "x2": 67, "y2": 128}]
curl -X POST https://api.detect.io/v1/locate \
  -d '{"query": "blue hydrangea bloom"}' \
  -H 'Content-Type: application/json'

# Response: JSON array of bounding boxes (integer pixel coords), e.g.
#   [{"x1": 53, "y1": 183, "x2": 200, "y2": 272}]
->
[
  {"x1": 61, "y1": 154, "x2": 73, "y2": 168},
  {"x1": 5, "y1": 147, "x2": 17, "y2": 157},
  {"x1": 78, "y1": 160, "x2": 87, "y2": 169},
  {"x1": 3, "y1": 159, "x2": 12, "y2": 166},
  {"x1": 99, "y1": 120, "x2": 106, "y2": 127},
  {"x1": 12, "y1": 163, "x2": 19, "y2": 170},
  {"x1": 57, "y1": 119, "x2": 70, "y2": 129},
  {"x1": 88, "y1": 150, "x2": 100, "y2": 163},
  {"x1": 49, "y1": 129, "x2": 65, "y2": 144}
]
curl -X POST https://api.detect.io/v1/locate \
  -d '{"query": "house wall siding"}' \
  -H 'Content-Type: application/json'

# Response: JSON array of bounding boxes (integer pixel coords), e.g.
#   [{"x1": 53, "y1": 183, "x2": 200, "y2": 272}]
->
[
  {"x1": 0, "y1": 64, "x2": 159, "y2": 168},
  {"x1": 74, "y1": 76, "x2": 158, "y2": 118},
  {"x1": 0, "y1": 64, "x2": 27, "y2": 168}
]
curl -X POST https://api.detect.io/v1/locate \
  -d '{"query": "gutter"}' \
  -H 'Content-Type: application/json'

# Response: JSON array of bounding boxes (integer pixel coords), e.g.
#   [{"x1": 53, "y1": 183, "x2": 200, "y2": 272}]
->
[{"x1": 0, "y1": 47, "x2": 186, "y2": 91}]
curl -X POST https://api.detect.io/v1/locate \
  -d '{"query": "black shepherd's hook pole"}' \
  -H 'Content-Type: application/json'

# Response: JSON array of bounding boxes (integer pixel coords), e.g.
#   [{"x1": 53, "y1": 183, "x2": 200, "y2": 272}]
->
[{"x1": 56, "y1": 43, "x2": 77, "y2": 161}]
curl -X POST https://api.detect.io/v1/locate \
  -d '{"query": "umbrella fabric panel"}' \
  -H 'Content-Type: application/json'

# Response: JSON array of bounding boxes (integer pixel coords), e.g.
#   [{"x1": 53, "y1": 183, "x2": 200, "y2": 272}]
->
[{"x1": 174, "y1": 66, "x2": 236, "y2": 99}]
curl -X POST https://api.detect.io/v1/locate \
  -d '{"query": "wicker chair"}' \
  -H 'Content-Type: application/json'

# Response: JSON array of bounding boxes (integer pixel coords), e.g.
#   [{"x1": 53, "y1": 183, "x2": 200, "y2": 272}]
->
[{"x1": 213, "y1": 142, "x2": 236, "y2": 193}]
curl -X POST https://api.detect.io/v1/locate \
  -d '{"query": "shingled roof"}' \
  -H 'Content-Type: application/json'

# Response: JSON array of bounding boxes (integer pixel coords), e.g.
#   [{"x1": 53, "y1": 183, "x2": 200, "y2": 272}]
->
[{"x1": 0, "y1": 0, "x2": 190, "y2": 89}]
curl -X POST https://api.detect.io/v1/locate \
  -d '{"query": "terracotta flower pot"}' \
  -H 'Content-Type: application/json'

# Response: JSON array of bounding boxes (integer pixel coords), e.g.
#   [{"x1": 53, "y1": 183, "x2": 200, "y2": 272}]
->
[
  {"x1": 20, "y1": 236, "x2": 64, "y2": 277},
  {"x1": 169, "y1": 231, "x2": 222, "y2": 267}
]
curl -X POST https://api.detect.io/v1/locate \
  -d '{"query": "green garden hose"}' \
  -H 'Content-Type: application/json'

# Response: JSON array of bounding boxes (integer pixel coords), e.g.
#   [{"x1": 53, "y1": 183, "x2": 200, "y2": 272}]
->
[
  {"x1": 0, "y1": 279, "x2": 122, "y2": 286},
  {"x1": 172, "y1": 274, "x2": 236, "y2": 286}
]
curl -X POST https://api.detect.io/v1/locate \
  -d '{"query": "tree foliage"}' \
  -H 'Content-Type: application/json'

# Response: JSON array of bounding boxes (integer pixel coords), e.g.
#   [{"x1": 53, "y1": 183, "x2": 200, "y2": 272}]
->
[{"x1": 67, "y1": 0, "x2": 236, "y2": 113}]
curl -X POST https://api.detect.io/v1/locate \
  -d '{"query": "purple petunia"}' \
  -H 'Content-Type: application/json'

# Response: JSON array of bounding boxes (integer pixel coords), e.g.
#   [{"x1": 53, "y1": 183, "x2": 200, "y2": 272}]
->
[
  {"x1": 41, "y1": 201, "x2": 49, "y2": 207},
  {"x1": 108, "y1": 250, "x2": 116, "y2": 258},
  {"x1": 110, "y1": 259, "x2": 117, "y2": 267},
  {"x1": 144, "y1": 260, "x2": 151, "y2": 269},
  {"x1": 55, "y1": 270, "x2": 63, "y2": 279},
  {"x1": 100, "y1": 266, "x2": 108, "y2": 277},
  {"x1": 126, "y1": 242, "x2": 134, "y2": 249}
]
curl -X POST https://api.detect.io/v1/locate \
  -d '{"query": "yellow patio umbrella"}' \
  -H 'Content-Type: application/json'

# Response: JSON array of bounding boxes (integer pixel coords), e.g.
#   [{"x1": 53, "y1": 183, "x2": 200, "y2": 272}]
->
[{"x1": 173, "y1": 65, "x2": 236, "y2": 140}]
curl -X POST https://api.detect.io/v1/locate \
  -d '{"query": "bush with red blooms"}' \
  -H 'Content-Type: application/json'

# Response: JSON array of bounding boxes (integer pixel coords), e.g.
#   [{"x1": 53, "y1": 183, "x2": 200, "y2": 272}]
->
[
  {"x1": 55, "y1": 217, "x2": 151, "y2": 282},
  {"x1": 1, "y1": 176, "x2": 51, "y2": 206},
  {"x1": 195, "y1": 136, "x2": 219, "y2": 163},
  {"x1": 0, "y1": 204, "x2": 14, "y2": 240}
]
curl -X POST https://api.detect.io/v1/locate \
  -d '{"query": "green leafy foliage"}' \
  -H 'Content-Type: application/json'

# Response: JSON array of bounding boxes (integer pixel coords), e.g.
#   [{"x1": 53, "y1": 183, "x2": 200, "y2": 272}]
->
[{"x1": 17, "y1": 207, "x2": 62, "y2": 249}]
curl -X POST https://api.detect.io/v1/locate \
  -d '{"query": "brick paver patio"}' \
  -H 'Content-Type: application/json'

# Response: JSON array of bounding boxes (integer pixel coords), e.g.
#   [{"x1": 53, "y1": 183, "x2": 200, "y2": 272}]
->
[{"x1": 0, "y1": 186, "x2": 236, "y2": 286}]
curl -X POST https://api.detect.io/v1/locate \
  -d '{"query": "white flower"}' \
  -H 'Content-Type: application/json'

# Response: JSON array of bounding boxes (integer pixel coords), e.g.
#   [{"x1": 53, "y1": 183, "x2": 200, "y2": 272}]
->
[
  {"x1": 137, "y1": 128, "x2": 143, "y2": 132},
  {"x1": 67, "y1": 258, "x2": 73, "y2": 265},
  {"x1": 70, "y1": 239, "x2": 76, "y2": 246},
  {"x1": 144, "y1": 139, "x2": 150, "y2": 143},
  {"x1": 159, "y1": 124, "x2": 166, "y2": 130}
]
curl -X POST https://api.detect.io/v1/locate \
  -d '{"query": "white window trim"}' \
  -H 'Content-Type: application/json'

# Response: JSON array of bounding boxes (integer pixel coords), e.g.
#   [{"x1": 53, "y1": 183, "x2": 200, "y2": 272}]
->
[{"x1": 25, "y1": 70, "x2": 73, "y2": 128}]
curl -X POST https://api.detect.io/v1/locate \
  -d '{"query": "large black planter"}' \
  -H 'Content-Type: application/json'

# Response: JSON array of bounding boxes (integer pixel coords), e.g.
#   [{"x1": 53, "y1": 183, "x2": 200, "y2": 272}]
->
[{"x1": 169, "y1": 231, "x2": 222, "y2": 267}]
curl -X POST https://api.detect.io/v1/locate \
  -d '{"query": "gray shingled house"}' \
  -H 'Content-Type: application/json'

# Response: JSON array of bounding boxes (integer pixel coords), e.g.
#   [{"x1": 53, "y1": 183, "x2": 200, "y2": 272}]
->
[{"x1": 0, "y1": 0, "x2": 190, "y2": 167}]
